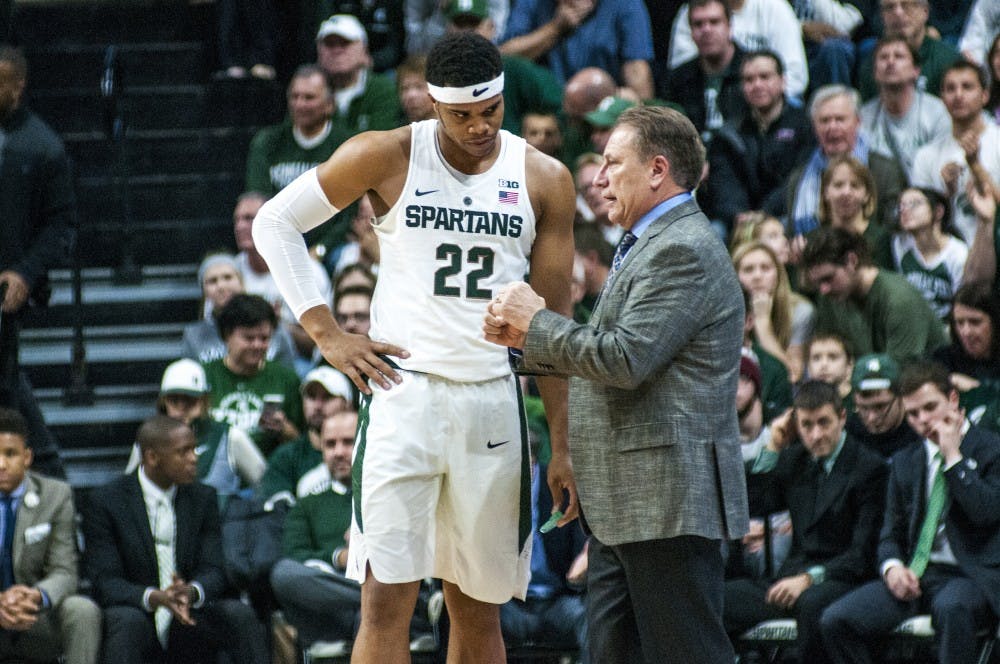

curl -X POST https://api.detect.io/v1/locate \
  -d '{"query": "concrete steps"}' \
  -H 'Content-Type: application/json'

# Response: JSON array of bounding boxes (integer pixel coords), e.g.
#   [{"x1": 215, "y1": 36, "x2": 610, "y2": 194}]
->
[{"x1": 10, "y1": 0, "x2": 284, "y2": 483}]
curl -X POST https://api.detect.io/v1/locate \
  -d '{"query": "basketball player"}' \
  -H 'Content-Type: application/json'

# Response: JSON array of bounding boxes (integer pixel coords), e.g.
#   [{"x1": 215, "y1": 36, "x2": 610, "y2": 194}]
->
[{"x1": 252, "y1": 33, "x2": 577, "y2": 663}]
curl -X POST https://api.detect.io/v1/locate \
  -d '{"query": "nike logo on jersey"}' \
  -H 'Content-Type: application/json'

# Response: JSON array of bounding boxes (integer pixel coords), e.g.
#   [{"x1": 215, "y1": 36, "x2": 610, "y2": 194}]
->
[
  {"x1": 415, "y1": 189, "x2": 439, "y2": 196},
  {"x1": 486, "y1": 440, "x2": 510, "y2": 449},
  {"x1": 472, "y1": 87, "x2": 489, "y2": 97}
]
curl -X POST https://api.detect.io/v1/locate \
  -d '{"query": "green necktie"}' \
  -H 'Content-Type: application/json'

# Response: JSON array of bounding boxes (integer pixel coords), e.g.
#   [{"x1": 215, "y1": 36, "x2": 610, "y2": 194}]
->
[{"x1": 910, "y1": 452, "x2": 946, "y2": 578}]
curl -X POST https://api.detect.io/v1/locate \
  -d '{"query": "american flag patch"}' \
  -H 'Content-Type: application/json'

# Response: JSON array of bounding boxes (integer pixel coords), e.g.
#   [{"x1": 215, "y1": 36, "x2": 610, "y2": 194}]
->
[{"x1": 499, "y1": 190, "x2": 519, "y2": 205}]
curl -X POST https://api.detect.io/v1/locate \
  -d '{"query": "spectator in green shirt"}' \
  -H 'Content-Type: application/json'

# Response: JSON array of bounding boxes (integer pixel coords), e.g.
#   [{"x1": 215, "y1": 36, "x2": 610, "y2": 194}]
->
[
  {"x1": 245, "y1": 65, "x2": 351, "y2": 197},
  {"x1": 257, "y1": 366, "x2": 354, "y2": 503},
  {"x1": 802, "y1": 226, "x2": 946, "y2": 363},
  {"x1": 202, "y1": 294, "x2": 305, "y2": 457},
  {"x1": 315, "y1": 14, "x2": 401, "y2": 135},
  {"x1": 269, "y1": 410, "x2": 360, "y2": 648}
]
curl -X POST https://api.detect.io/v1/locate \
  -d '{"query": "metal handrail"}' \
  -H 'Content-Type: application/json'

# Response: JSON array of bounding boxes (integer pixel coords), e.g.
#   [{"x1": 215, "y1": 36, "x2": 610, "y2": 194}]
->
[{"x1": 102, "y1": 44, "x2": 141, "y2": 285}]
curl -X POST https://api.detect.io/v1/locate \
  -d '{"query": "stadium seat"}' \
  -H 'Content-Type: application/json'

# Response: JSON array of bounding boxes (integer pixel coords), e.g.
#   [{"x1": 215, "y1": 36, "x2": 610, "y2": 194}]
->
[{"x1": 736, "y1": 614, "x2": 997, "y2": 663}]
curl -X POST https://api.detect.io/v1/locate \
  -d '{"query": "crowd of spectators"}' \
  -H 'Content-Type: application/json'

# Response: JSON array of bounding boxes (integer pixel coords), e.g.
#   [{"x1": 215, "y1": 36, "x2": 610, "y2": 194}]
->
[{"x1": 3, "y1": 0, "x2": 1000, "y2": 660}]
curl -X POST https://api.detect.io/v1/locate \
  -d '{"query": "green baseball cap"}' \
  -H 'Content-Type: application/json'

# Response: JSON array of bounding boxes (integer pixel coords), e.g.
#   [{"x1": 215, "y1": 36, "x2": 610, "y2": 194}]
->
[
  {"x1": 444, "y1": 0, "x2": 488, "y2": 20},
  {"x1": 851, "y1": 353, "x2": 899, "y2": 392},
  {"x1": 585, "y1": 96, "x2": 637, "y2": 128}
]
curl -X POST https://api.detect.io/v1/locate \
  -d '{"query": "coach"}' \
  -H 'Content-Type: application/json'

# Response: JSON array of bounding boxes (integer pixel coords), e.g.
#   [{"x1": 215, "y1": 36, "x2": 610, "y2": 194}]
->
[{"x1": 485, "y1": 105, "x2": 749, "y2": 663}]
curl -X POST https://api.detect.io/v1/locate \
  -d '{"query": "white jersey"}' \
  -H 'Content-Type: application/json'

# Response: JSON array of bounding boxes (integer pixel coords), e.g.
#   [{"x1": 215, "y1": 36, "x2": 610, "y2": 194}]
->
[
  {"x1": 911, "y1": 123, "x2": 1000, "y2": 245},
  {"x1": 371, "y1": 120, "x2": 536, "y2": 382}
]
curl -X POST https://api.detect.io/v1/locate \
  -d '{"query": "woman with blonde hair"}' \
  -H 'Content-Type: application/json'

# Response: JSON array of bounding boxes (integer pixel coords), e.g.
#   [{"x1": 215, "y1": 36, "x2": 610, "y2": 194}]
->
[
  {"x1": 731, "y1": 214, "x2": 791, "y2": 263},
  {"x1": 733, "y1": 241, "x2": 815, "y2": 381}
]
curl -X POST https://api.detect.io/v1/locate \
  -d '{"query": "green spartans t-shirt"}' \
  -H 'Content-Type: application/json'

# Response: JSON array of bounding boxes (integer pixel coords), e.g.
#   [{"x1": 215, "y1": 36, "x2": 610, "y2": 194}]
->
[{"x1": 202, "y1": 359, "x2": 304, "y2": 456}]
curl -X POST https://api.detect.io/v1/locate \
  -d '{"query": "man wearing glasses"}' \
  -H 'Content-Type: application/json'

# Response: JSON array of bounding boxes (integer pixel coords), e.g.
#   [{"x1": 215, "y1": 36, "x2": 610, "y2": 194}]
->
[
  {"x1": 847, "y1": 353, "x2": 922, "y2": 458},
  {"x1": 856, "y1": 0, "x2": 960, "y2": 100},
  {"x1": 333, "y1": 285, "x2": 372, "y2": 337}
]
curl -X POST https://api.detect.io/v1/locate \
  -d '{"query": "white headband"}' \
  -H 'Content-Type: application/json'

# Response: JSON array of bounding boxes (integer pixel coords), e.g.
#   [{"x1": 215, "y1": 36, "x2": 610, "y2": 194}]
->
[{"x1": 427, "y1": 73, "x2": 504, "y2": 104}]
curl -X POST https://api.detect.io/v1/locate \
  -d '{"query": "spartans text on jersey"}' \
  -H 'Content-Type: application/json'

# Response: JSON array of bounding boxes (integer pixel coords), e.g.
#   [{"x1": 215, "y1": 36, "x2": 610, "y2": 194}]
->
[{"x1": 405, "y1": 205, "x2": 523, "y2": 237}]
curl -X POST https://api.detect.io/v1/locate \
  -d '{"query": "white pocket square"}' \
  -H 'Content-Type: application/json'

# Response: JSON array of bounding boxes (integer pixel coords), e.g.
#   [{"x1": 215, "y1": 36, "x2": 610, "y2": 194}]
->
[{"x1": 24, "y1": 523, "x2": 51, "y2": 545}]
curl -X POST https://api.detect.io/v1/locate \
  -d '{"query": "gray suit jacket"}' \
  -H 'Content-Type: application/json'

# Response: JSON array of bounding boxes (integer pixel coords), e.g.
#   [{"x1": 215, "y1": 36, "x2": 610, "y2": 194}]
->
[
  {"x1": 13, "y1": 471, "x2": 79, "y2": 608},
  {"x1": 521, "y1": 200, "x2": 749, "y2": 546}
]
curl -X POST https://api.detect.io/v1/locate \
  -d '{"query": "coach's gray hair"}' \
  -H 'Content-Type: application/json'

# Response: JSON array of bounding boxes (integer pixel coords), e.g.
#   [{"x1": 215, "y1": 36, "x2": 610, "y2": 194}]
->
[{"x1": 614, "y1": 106, "x2": 705, "y2": 191}]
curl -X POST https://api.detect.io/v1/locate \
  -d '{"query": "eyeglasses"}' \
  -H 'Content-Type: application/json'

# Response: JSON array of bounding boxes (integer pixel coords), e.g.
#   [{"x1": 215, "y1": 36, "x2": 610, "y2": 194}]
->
[
  {"x1": 880, "y1": 0, "x2": 922, "y2": 12},
  {"x1": 898, "y1": 198, "x2": 927, "y2": 210},
  {"x1": 855, "y1": 398, "x2": 897, "y2": 419}
]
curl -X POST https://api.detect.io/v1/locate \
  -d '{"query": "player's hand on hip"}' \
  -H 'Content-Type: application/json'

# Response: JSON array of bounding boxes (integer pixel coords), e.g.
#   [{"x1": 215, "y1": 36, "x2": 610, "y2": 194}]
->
[{"x1": 322, "y1": 331, "x2": 409, "y2": 395}]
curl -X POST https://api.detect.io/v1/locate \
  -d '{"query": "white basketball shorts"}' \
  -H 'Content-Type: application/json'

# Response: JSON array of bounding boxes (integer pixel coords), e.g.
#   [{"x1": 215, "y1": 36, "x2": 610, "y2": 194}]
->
[{"x1": 346, "y1": 371, "x2": 532, "y2": 603}]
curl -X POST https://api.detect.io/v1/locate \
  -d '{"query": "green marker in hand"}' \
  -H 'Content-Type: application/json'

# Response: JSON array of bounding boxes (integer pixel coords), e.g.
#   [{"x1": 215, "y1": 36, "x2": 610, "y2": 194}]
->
[{"x1": 539, "y1": 510, "x2": 563, "y2": 533}]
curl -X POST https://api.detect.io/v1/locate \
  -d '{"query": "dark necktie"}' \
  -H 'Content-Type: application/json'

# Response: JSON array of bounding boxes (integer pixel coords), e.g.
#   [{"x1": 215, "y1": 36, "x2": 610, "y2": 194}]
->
[
  {"x1": 600, "y1": 231, "x2": 638, "y2": 298},
  {"x1": 610, "y1": 232, "x2": 638, "y2": 276},
  {"x1": 809, "y1": 460, "x2": 827, "y2": 520},
  {"x1": 0, "y1": 494, "x2": 15, "y2": 590},
  {"x1": 811, "y1": 458, "x2": 827, "y2": 483}
]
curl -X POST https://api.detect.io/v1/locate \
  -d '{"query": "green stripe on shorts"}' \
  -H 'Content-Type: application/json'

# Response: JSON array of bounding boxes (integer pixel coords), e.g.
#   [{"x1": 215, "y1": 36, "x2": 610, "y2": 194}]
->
[
  {"x1": 353, "y1": 392, "x2": 371, "y2": 533},
  {"x1": 515, "y1": 377, "x2": 531, "y2": 554}
]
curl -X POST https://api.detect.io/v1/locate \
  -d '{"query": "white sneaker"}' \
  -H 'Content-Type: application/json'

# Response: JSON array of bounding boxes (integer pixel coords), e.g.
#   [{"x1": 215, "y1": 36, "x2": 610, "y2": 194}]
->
[
  {"x1": 307, "y1": 640, "x2": 350, "y2": 658},
  {"x1": 410, "y1": 634, "x2": 437, "y2": 652}
]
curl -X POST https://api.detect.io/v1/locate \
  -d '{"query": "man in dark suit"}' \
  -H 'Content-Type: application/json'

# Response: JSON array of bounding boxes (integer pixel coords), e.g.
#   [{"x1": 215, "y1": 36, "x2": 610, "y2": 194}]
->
[
  {"x1": 486, "y1": 105, "x2": 750, "y2": 663},
  {"x1": 820, "y1": 360, "x2": 1000, "y2": 663},
  {"x1": 725, "y1": 380, "x2": 888, "y2": 663},
  {"x1": 83, "y1": 415, "x2": 269, "y2": 664}
]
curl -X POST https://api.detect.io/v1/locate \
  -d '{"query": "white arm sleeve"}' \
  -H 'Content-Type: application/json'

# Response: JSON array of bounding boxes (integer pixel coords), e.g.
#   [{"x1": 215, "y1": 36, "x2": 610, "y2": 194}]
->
[{"x1": 252, "y1": 168, "x2": 341, "y2": 320}]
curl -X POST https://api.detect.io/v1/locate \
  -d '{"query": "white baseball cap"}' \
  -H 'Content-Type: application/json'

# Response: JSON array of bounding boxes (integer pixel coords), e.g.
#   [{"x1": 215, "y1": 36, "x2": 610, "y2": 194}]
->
[
  {"x1": 301, "y1": 366, "x2": 353, "y2": 401},
  {"x1": 316, "y1": 14, "x2": 368, "y2": 45},
  {"x1": 160, "y1": 359, "x2": 209, "y2": 397}
]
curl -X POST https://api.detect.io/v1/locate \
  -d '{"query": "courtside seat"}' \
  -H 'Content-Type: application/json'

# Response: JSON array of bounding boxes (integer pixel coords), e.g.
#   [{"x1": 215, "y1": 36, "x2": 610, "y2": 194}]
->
[
  {"x1": 736, "y1": 618, "x2": 797, "y2": 663},
  {"x1": 740, "y1": 618, "x2": 798, "y2": 643},
  {"x1": 885, "y1": 614, "x2": 995, "y2": 664},
  {"x1": 506, "y1": 643, "x2": 579, "y2": 664},
  {"x1": 737, "y1": 615, "x2": 997, "y2": 663}
]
